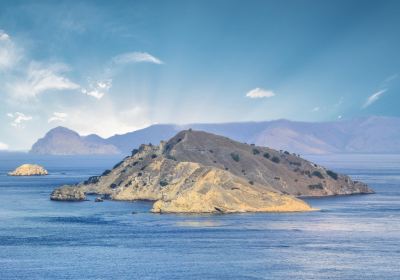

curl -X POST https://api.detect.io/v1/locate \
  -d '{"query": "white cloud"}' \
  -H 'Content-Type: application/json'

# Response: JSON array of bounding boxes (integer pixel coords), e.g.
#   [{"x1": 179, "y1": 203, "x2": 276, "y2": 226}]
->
[
  {"x1": 48, "y1": 112, "x2": 68, "y2": 123},
  {"x1": 112, "y1": 52, "x2": 163, "y2": 65},
  {"x1": 362, "y1": 89, "x2": 387, "y2": 108},
  {"x1": 338, "y1": 115, "x2": 342, "y2": 119},
  {"x1": 0, "y1": 142, "x2": 9, "y2": 150},
  {"x1": 81, "y1": 79, "x2": 112, "y2": 99},
  {"x1": 0, "y1": 30, "x2": 21, "y2": 69},
  {"x1": 0, "y1": 30, "x2": 10, "y2": 41},
  {"x1": 246, "y1": 88, "x2": 275, "y2": 98},
  {"x1": 312, "y1": 106, "x2": 320, "y2": 112},
  {"x1": 7, "y1": 62, "x2": 80, "y2": 100},
  {"x1": 61, "y1": 104, "x2": 150, "y2": 137},
  {"x1": 7, "y1": 112, "x2": 33, "y2": 127}
]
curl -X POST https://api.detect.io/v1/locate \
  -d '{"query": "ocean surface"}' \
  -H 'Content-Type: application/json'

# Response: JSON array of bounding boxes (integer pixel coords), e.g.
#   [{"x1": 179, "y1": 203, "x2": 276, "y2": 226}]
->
[{"x1": 0, "y1": 153, "x2": 399, "y2": 279}]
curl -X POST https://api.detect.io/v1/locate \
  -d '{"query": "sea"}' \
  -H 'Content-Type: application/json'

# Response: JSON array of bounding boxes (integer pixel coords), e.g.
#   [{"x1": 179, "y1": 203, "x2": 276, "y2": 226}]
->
[{"x1": 0, "y1": 152, "x2": 399, "y2": 279}]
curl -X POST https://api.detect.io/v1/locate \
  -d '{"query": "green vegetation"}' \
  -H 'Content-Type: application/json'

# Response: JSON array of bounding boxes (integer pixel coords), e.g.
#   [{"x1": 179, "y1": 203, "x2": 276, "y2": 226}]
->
[
  {"x1": 83, "y1": 176, "x2": 100, "y2": 185},
  {"x1": 271, "y1": 156, "x2": 280, "y2": 163},
  {"x1": 327, "y1": 170, "x2": 339, "y2": 180},
  {"x1": 230, "y1": 153, "x2": 240, "y2": 162},
  {"x1": 151, "y1": 154, "x2": 157, "y2": 159},
  {"x1": 113, "y1": 161, "x2": 124, "y2": 169},
  {"x1": 284, "y1": 151, "x2": 290, "y2": 155},
  {"x1": 248, "y1": 180, "x2": 254, "y2": 185},
  {"x1": 308, "y1": 183, "x2": 324, "y2": 190},
  {"x1": 159, "y1": 180, "x2": 169, "y2": 187},
  {"x1": 252, "y1": 148, "x2": 260, "y2": 155},
  {"x1": 312, "y1": 170, "x2": 324, "y2": 179},
  {"x1": 102, "y1": 169, "x2": 111, "y2": 176},
  {"x1": 131, "y1": 149, "x2": 139, "y2": 156},
  {"x1": 263, "y1": 152, "x2": 270, "y2": 159}
]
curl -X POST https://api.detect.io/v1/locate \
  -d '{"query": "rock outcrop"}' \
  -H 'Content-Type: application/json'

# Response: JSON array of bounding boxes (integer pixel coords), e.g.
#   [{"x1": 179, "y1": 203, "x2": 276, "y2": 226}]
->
[
  {"x1": 8, "y1": 164, "x2": 48, "y2": 176},
  {"x1": 50, "y1": 186, "x2": 86, "y2": 201},
  {"x1": 50, "y1": 130, "x2": 373, "y2": 213}
]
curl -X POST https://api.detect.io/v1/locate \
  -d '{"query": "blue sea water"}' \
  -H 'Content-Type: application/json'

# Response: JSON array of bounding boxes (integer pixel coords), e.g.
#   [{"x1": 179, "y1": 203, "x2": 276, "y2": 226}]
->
[{"x1": 0, "y1": 153, "x2": 399, "y2": 279}]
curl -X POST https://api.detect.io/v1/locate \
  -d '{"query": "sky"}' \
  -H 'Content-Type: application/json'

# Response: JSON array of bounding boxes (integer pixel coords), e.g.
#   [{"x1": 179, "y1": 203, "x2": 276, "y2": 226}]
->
[{"x1": 0, "y1": 0, "x2": 399, "y2": 150}]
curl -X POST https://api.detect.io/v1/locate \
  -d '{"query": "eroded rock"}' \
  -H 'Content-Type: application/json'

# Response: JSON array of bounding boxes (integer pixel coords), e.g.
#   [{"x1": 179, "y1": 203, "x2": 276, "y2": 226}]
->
[{"x1": 50, "y1": 186, "x2": 86, "y2": 201}]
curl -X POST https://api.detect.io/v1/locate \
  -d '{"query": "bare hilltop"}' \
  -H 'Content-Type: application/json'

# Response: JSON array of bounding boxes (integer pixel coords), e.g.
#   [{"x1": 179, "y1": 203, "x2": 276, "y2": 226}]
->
[{"x1": 51, "y1": 130, "x2": 373, "y2": 213}]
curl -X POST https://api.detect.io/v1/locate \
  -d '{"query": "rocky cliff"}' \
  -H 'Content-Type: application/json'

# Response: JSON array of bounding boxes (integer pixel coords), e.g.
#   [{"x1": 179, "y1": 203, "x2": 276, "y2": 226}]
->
[{"x1": 50, "y1": 130, "x2": 373, "y2": 213}]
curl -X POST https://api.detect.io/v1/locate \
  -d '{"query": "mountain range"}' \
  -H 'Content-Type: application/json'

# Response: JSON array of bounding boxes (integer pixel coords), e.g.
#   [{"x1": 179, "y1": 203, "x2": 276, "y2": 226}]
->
[{"x1": 30, "y1": 116, "x2": 400, "y2": 155}]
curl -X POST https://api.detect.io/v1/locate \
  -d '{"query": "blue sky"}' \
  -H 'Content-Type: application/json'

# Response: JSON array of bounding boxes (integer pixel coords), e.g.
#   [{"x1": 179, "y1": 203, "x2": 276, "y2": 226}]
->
[{"x1": 0, "y1": 0, "x2": 399, "y2": 150}]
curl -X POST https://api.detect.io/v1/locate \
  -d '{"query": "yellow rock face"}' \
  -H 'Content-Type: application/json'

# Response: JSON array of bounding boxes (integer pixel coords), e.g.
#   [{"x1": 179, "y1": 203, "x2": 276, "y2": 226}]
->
[
  {"x1": 151, "y1": 167, "x2": 313, "y2": 213},
  {"x1": 8, "y1": 164, "x2": 48, "y2": 176}
]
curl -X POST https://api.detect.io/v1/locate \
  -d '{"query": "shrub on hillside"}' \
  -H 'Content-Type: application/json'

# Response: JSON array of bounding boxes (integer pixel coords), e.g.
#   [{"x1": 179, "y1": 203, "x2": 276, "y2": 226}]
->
[
  {"x1": 230, "y1": 153, "x2": 240, "y2": 162},
  {"x1": 327, "y1": 170, "x2": 339, "y2": 180},
  {"x1": 312, "y1": 170, "x2": 324, "y2": 179},
  {"x1": 271, "y1": 156, "x2": 280, "y2": 163},
  {"x1": 308, "y1": 183, "x2": 324, "y2": 190}
]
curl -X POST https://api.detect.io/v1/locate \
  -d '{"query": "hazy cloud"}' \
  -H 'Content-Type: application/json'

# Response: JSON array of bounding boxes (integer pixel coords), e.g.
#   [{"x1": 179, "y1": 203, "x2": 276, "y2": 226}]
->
[
  {"x1": 0, "y1": 30, "x2": 21, "y2": 69},
  {"x1": 383, "y1": 73, "x2": 398, "y2": 84},
  {"x1": 112, "y1": 52, "x2": 163, "y2": 65},
  {"x1": 312, "y1": 106, "x2": 320, "y2": 112},
  {"x1": 7, "y1": 62, "x2": 80, "y2": 100},
  {"x1": 0, "y1": 141, "x2": 9, "y2": 150},
  {"x1": 246, "y1": 88, "x2": 275, "y2": 98},
  {"x1": 7, "y1": 112, "x2": 33, "y2": 127},
  {"x1": 363, "y1": 89, "x2": 387, "y2": 108},
  {"x1": 0, "y1": 30, "x2": 10, "y2": 41},
  {"x1": 61, "y1": 104, "x2": 150, "y2": 137},
  {"x1": 48, "y1": 112, "x2": 68, "y2": 123},
  {"x1": 81, "y1": 79, "x2": 112, "y2": 99}
]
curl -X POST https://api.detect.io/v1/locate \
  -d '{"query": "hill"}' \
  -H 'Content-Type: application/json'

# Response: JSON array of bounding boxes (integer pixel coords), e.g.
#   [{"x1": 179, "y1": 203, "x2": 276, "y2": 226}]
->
[
  {"x1": 50, "y1": 130, "x2": 372, "y2": 213},
  {"x1": 30, "y1": 127, "x2": 120, "y2": 155}
]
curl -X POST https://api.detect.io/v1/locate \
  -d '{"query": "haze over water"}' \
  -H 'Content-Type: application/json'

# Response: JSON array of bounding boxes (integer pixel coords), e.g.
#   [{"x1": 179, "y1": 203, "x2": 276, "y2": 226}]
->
[{"x1": 0, "y1": 153, "x2": 399, "y2": 279}]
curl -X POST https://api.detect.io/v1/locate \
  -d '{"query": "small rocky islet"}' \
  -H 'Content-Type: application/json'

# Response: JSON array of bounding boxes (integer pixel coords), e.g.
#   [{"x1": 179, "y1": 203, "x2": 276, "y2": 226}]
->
[
  {"x1": 8, "y1": 164, "x2": 48, "y2": 176},
  {"x1": 50, "y1": 130, "x2": 373, "y2": 213}
]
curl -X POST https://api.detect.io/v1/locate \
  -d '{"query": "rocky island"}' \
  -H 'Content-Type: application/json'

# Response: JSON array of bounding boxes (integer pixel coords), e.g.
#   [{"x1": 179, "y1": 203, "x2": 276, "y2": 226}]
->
[
  {"x1": 50, "y1": 130, "x2": 373, "y2": 213},
  {"x1": 8, "y1": 164, "x2": 48, "y2": 176}
]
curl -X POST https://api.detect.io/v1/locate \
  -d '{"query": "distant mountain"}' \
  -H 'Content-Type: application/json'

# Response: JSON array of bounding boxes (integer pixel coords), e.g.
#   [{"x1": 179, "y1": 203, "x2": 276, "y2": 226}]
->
[
  {"x1": 30, "y1": 127, "x2": 120, "y2": 155},
  {"x1": 30, "y1": 116, "x2": 400, "y2": 155}
]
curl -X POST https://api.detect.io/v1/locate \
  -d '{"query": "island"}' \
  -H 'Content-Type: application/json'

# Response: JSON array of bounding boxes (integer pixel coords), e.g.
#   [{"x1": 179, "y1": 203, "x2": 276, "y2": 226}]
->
[
  {"x1": 8, "y1": 164, "x2": 48, "y2": 176},
  {"x1": 50, "y1": 130, "x2": 373, "y2": 213}
]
